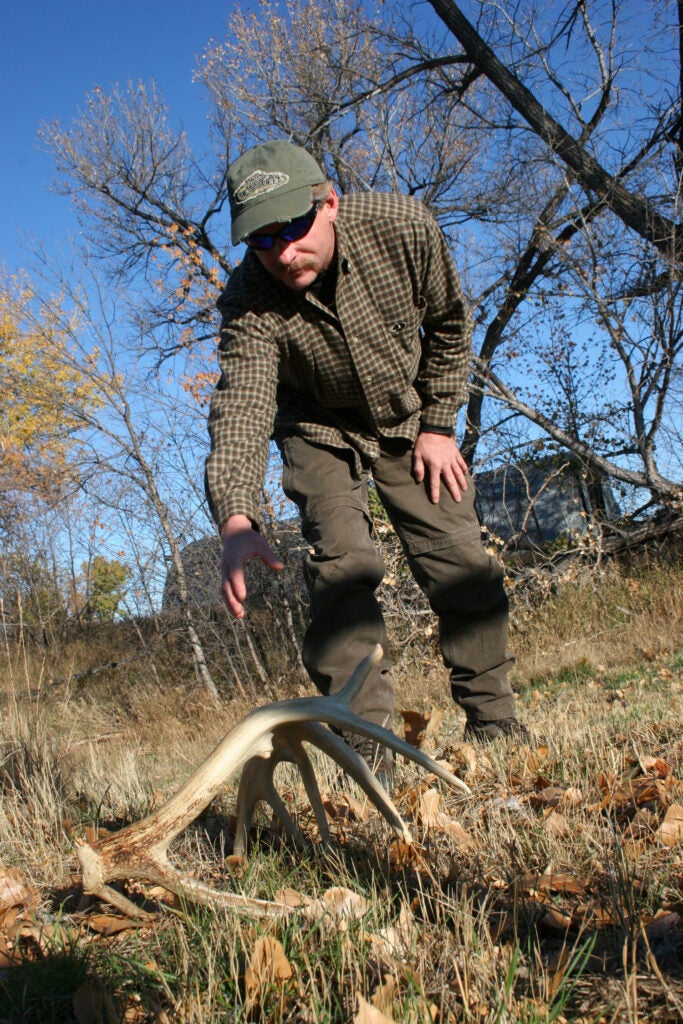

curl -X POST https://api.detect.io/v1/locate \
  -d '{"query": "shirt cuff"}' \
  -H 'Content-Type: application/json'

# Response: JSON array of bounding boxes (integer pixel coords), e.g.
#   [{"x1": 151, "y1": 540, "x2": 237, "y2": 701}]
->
[{"x1": 419, "y1": 423, "x2": 454, "y2": 436}]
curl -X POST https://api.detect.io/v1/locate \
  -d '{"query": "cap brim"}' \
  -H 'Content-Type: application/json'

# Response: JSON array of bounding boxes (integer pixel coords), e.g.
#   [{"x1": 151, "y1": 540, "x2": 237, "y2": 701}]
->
[{"x1": 231, "y1": 184, "x2": 315, "y2": 245}]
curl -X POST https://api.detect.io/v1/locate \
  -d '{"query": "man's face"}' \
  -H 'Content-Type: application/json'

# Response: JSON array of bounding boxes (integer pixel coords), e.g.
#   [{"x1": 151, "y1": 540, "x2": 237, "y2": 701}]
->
[{"x1": 252, "y1": 191, "x2": 339, "y2": 291}]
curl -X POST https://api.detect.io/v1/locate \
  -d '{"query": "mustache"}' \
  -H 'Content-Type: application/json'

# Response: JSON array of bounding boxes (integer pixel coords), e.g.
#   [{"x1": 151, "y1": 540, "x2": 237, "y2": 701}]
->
[{"x1": 286, "y1": 261, "x2": 309, "y2": 273}]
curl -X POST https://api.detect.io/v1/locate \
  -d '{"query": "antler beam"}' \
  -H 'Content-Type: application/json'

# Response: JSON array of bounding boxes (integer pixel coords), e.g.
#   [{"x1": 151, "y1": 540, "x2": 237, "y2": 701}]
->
[{"x1": 75, "y1": 646, "x2": 470, "y2": 918}]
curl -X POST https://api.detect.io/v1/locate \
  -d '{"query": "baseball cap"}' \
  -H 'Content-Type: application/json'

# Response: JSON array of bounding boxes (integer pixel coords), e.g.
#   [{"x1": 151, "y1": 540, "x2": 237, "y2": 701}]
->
[{"x1": 227, "y1": 140, "x2": 327, "y2": 245}]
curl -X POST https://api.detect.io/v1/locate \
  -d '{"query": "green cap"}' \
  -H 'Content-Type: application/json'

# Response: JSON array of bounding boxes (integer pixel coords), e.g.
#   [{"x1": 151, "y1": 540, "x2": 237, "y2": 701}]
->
[{"x1": 227, "y1": 140, "x2": 326, "y2": 245}]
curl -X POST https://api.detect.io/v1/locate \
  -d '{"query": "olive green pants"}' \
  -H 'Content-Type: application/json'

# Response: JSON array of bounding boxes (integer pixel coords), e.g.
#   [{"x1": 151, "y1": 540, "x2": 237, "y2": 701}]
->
[{"x1": 279, "y1": 434, "x2": 516, "y2": 728}]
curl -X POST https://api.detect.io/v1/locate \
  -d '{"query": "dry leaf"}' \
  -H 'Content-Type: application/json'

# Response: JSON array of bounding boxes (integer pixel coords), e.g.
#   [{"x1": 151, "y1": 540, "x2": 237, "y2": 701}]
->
[
  {"x1": 416, "y1": 788, "x2": 475, "y2": 848},
  {"x1": 639, "y1": 755, "x2": 673, "y2": 779},
  {"x1": 273, "y1": 887, "x2": 311, "y2": 910},
  {"x1": 371, "y1": 973, "x2": 398, "y2": 1015},
  {"x1": 388, "y1": 839, "x2": 418, "y2": 870},
  {"x1": 449, "y1": 743, "x2": 478, "y2": 776},
  {"x1": 400, "y1": 709, "x2": 442, "y2": 749},
  {"x1": 440, "y1": 818, "x2": 476, "y2": 848},
  {"x1": 320, "y1": 886, "x2": 369, "y2": 920},
  {"x1": 417, "y1": 788, "x2": 443, "y2": 827},
  {"x1": 85, "y1": 913, "x2": 140, "y2": 936},
  {"x1": 354, "y1": 993, "x2": 398, "y2": 1023},
  {"x1": 2, "y1": 905, "x2": 28, "y2": 940},
  {"x1": 544, "y1": 812, "x2": 571, "y2": 837},
  {"x1": 623, "y1": 838, "x2": 648, "y2": 862},
  {"x1": 369, "y1": 901, "x2": 416, "y2": 961},
  {"x1": 400, "y1": 709, "x2": 430, "y2": 747},
  {"x1": 625, "y1": 807, "x2": 660, "y2": 842},
  {"x1": 323, "y1": 793, "x2": 370, "y2": 823},
  {"x1": 540, "y1": 906, "x2": 574, "y2": 931},
  {"x1": 598, "y1": 774, "x2": 668, "y2": 811},
  {"x1": 0, "y1": 867, "x2": 38, "y2": 911},
  {"x1": 519, "y1": 871, "x2": 586, "y2": 895},
  {"x1": 303, "y1": 886, "x2": 369, "y2": 925},
  {"x1": 244, "y1": 936, "x2": 293, "y2": 1010},
  {"x1": 658, "y1": 803, "x2": 683, "y2": 847},
  {"x1": 508, "y1": 744, "x2": 549, "y2": 784},
  {"x1": 14, "y1": 918, "x2": 78, "y2": 955},
  {"x1": 530, "y1": 786, "x2": 566, "y2": 808}
]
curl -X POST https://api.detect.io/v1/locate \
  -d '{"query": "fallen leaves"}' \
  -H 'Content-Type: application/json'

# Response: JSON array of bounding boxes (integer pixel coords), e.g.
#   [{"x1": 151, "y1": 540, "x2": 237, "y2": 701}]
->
[
  {"x1": 0, "y1": 866, "x2": 38, "y2": 912},
  {"x1": 518, "y1": 870, "x2": 586, "y2": 896},
  {"x1": 658, "y1": 802, "x2": 683, "y2": 846},
  {"x1": 354, "y1": 994, "x2": 398, "y2": 1023},
  {"x1": 413, "y1": 787, "x2": 476, "y2": 849},
  {"x1": 85, "y1": 912, "x2": 143, "y2": 936},
  {"x1": 242, "y1": 894, "x2": 433, "y2": 1022},
  {"x1": 399, "y1": 708, "x2": 444, "y2": 752},
  {"x1": 596, "y1": 771, "x2": 671, "y2": 812},
  {"x1": 3, "y1": 683, "x2": 683, "y2": 1023},
  {"x1": 244, "y1": 935, "x2": 294, "y2": 1015}
]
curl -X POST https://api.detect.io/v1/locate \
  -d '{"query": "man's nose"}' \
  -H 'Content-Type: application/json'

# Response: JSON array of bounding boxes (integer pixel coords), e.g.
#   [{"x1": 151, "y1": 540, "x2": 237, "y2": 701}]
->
[{"x1": 272, "y1": 238, "x2": 298, "y2": 264}]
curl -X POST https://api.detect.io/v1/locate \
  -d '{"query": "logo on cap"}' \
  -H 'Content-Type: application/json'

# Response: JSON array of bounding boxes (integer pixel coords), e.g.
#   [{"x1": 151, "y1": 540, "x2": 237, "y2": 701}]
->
[{"x1": 234, "y1": 170, "x2": 289, "y2": 205}]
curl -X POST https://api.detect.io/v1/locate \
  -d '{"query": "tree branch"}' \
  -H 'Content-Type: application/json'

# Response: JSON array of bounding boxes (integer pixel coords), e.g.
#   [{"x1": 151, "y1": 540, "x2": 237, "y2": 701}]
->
[{"x1": 426, "y1": 0, "x2": 682, "y2": 262}]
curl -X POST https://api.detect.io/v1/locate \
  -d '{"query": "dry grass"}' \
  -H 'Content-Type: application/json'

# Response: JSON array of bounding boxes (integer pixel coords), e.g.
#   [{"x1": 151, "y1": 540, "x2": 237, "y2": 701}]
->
[{"x1": 1, "y1": 552, "x2": 682, "y2": 1022}]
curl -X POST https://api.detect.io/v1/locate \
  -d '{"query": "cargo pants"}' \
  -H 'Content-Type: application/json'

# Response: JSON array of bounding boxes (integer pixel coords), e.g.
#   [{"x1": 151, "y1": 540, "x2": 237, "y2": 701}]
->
[{"x1": 278, "y1": 434, "x2": 516, "y2": 729}]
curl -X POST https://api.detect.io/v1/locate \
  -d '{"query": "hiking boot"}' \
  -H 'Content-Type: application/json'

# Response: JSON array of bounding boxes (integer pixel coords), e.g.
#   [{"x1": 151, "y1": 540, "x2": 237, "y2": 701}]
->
[
  {"x1": 463, "y1": 716, "x2": 531, "y2": 743},
  {"x1": 346, "y1": 735, "x2": 395, "y2": 794}
]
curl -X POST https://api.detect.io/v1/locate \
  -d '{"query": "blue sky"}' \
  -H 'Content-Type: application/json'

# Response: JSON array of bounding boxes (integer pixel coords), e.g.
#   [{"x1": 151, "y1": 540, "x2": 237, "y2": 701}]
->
[{"x1": 1, "y1": 0, "x2": 236, "y2": 270}]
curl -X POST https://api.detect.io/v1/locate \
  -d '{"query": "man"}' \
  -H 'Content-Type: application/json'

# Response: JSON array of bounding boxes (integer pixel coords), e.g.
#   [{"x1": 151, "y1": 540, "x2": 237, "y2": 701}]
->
[{"x1": 205, "y1": 140, "x2": 528, "y2": 788}]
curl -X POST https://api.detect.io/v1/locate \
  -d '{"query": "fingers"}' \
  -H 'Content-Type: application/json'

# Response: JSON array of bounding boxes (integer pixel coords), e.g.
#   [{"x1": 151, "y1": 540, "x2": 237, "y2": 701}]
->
[
  {"x1": 220, "y1": 526, "x2": 285, "y2": 619},
  {"x1": 441, "y1": 457, "x2": 469, "y2": 504},
  {"x1": 426, "y1": 461, "x2": 442, "y2": 504},
  {"x1": 412, "y1": 450, "x2": 425, "y2": 483},
  {"x1": 412, "y1": 433, "x2": 469, "y2": 504},
  {"x1": 221, "y1": 561, "x2": 247, "y2": 619}
]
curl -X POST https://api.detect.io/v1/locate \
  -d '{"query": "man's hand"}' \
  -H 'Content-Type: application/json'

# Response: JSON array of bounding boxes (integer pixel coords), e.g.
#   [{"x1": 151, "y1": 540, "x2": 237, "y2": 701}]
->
[
  {"x1": 412, "y1": 431, "x2": 469, "y2": 504},
  {"x1": 220, "y1": 514, "x2": 285, "y2": 618}
]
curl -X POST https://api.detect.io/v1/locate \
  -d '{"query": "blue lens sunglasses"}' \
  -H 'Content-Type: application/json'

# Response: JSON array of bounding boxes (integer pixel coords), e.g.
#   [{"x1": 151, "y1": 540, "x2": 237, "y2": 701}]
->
[{"x1": 245, "y1": 201, "x2": 321, "y2": 251}]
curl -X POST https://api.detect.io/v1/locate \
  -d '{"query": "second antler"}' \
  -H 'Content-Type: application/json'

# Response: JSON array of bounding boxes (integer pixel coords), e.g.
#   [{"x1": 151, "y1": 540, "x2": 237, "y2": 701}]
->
[{"x1": 75, "y1": 646, "x2": 470, "y2": 918}]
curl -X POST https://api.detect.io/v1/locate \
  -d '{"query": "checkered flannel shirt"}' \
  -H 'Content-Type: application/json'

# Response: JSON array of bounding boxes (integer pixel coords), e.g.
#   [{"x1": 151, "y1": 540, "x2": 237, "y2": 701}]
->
[{"x1": 205, "y1": 191, "x2": 473, "y2": 530}]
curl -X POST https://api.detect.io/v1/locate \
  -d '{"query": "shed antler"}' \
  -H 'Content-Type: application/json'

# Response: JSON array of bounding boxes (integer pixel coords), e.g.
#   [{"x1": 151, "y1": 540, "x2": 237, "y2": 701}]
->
[{"x1": 76, "y1": 646, "x2": 470, "y2": 918}]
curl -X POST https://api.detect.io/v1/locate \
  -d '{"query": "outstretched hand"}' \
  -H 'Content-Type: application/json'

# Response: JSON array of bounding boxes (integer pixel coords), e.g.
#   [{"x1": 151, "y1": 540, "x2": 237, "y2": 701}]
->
[
  {"x1": 412, "y1": 431, "x2": 469, "y2": 504},
  {"x1": 220, "y1": 514, "x2": 285, "y2": 618}
]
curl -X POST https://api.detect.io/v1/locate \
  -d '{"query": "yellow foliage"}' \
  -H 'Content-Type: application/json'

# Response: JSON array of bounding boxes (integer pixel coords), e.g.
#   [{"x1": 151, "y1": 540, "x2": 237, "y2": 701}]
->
[{"x1": 0, "y1": 277, "x2": 100, "y2": 509}]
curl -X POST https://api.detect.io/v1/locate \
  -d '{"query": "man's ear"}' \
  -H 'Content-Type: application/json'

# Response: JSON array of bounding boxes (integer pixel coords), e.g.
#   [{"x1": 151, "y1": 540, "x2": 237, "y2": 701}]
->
[{"x1": 324, "y1": 188, "x2": 339, "y2": 224}]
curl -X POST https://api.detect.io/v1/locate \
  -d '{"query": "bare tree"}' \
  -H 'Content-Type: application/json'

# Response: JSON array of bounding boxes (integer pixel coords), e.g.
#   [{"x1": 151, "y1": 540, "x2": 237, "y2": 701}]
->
[
  {"x1": 39, "y1": 0, "x2": 682, "y2": 530},
  {"x1": 16, "y1": 261, "x2": 225, "y2": 700},
  {"x1": 427, "y1": 0, "x2": 682, "y2": 261}
]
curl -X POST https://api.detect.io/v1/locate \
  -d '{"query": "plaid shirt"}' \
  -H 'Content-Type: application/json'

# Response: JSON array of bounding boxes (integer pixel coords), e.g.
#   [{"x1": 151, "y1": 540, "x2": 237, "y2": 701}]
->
[{"x1": 206, "y1": 191, "x2": 472, "y2": 529}]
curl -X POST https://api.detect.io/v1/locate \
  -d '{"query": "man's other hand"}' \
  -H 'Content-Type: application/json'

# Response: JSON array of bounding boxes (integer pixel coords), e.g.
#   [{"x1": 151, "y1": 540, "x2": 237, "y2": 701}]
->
[
  {"x1": 412, "y1": 432, "x2": 469, "y2": 504},
  {"x1": 220, "y1": 514, "x2": 285, "y2": 618}
]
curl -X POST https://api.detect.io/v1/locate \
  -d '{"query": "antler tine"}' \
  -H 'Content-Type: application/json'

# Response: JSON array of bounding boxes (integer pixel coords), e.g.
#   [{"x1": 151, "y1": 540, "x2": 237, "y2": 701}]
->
[
  {"x1": 233, "y1": 720, "x2": 414, "y2": 858},
  {"x1": 233, "y1": 727, "x2": 334, "y2": 857},
  {"x1": 232, "y1": 711, "x2": 471, "y2": 857},
  {"x1": 333, "y1": 643, "x2": 385, "y2": 704},
  {"x1": 306, "y1": 709, "x2": 471, "y2": 796},
  {"x1": 284, "y1": 722, "x2": 414, "y2": 838}
]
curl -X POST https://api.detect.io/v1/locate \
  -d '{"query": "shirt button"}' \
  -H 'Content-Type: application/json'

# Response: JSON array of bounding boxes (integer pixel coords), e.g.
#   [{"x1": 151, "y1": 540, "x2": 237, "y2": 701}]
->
[{"x1": 365, "y1": 374, "x2": 373, "y2": 383}]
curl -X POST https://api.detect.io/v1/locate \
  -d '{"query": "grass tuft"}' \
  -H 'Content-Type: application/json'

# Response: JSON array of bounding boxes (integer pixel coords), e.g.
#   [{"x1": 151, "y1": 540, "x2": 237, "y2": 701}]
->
[{"x1": 1, "y1": 553, "x2": 682, "y2": 1021}]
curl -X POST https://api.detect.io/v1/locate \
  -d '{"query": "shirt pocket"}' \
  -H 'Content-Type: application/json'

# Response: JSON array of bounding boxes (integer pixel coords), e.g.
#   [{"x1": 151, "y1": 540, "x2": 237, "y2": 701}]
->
[{"x1": 383, "y1": 297, "x2": 427, "y2": 383}]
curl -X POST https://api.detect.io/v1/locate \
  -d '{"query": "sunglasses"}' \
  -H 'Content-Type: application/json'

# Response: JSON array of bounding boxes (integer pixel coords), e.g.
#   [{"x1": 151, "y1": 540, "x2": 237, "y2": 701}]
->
[{"x1": 245, "y1": 201, "x2": 321, "y2": 250}]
